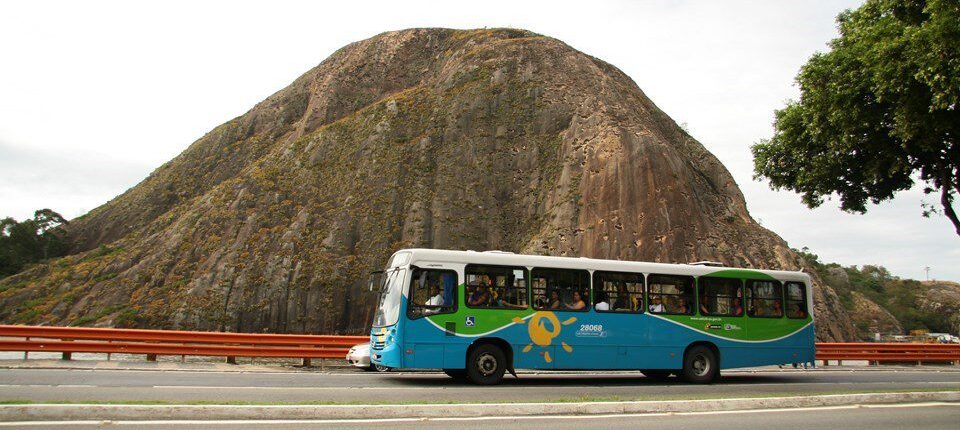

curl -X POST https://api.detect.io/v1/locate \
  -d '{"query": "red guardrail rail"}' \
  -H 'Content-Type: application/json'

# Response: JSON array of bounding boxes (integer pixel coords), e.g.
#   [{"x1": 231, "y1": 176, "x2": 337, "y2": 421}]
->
[
  {"x1": 0, "y1": 325, "x2": 369, "y2": 366},
  {"x1": 815, "y1": 342, "x2": 960, "y2": 366},
  {"x1": 1, "y1": 325, "x2": 957, "y2": 367}
]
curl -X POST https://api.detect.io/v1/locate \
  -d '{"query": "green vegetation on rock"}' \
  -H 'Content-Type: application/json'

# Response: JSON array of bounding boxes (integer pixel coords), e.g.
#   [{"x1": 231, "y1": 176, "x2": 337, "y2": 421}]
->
[{"x1": 796, "y1": 247, "x2": 960, "y2": 337}]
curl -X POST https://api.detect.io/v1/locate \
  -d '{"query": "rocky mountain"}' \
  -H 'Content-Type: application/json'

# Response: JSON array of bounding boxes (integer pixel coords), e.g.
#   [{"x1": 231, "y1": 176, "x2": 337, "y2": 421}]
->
[
  {"x1": 849, "y1": 291, "x2": 903, "y2": 339},
  {"x1": 919, "y1": 281, "x2": 960, "y2": 335},
  {"x1": 0, "y1": 28, "x2": 857, "y2": 340}
]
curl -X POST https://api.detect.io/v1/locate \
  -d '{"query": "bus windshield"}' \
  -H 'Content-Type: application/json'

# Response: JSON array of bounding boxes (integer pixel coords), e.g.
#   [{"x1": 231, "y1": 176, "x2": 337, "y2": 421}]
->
[{"x1": 372, "y1": 268, "x2": 406, "y2": 327}]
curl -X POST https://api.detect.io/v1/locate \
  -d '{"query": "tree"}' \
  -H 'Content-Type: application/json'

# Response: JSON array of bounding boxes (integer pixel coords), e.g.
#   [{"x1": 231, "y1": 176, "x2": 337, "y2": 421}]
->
[
  {"x1": 0, "y1": 209, "x2": 70, "y2": 277},
  {"x1": 752, "y1": 0, "x2": 960, "y2": 236}
]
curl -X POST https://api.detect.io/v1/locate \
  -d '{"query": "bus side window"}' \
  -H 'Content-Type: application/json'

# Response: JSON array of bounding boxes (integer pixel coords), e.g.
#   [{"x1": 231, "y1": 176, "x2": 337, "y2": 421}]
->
[
  {"x1": 407, "y1": 267, "x2": 458, "y2": 319},
  {"x1": 593, "y1": 271, "x2": 644, "y2": 313},
  {"x1": 698, "y1": 277, "x2": 743, "y2": 317},
  {"x1": 646, "y1": 274, "x2": 695, "y2": 315},
  {"x1": 746, "y1": 280, "x2": 783, "y2": 318},
  {"x1": 785, "y1": 282, "x2": 808, "y2": 319},
  {"x1": 465, "y1": 265, "x2": 528, "y2": 310},
  {"x1": 531, "y1": 268, "x2": 590, "y2": 312}
]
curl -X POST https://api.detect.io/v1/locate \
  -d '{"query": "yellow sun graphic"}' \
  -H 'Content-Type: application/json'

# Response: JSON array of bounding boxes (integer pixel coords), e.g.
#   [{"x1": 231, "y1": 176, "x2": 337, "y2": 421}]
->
[{"x1": 512, "y1": 311, "x2": 576, "y2": 363}]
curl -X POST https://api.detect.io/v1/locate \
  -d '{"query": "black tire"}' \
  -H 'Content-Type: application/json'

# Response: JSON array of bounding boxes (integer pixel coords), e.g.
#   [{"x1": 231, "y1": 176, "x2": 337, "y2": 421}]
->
[
  {"x1": 682, "y1": 345, "x2": 719, "y2": 383},
  {"x1": 443, "y1": 369, "x2": 467, "y2": 380},
  {"x1": 466, "y1": 344, "x2": 507, "y2": 385},
  {"x1": 640, "y1": 369, "x2": 674, "y2": 380},
  {"x1": 374, "y1": 364, "x2": 390, "y2": 372}
]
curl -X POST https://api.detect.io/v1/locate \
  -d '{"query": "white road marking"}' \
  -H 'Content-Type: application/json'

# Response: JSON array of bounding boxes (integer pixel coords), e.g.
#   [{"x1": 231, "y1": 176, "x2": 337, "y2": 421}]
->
[
  {"x1": 0, "y1": 402, "x2": 956, "y2": 427},
  {"x1": 0, "y1": 379, "x2": 957, "y2": 391}
]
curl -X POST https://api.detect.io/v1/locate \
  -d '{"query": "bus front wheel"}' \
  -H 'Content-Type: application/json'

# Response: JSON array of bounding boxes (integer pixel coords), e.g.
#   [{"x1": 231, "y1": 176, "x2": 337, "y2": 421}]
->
[
  {"x1": 466, "y1": 344, "x2": 506, "y2": 385},
  {"x1": 682, "y1": 345, "x2": 719, "y2": 383}
]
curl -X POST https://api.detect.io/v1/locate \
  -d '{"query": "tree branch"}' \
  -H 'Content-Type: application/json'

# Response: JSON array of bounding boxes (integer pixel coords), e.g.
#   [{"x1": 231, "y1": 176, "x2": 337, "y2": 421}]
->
[{"x1": 942, "y1": 179, "x2": 960, "y2": 238}]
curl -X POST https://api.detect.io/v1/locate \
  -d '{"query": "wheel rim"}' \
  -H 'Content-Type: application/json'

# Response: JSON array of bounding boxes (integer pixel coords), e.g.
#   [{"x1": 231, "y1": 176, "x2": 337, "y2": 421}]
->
[
  {"x1": 692, "y1": 353, "x2": 710, "y2": 376},
  {"x1": 476, "y1": 352, "x2": 498, "y2": 377}
]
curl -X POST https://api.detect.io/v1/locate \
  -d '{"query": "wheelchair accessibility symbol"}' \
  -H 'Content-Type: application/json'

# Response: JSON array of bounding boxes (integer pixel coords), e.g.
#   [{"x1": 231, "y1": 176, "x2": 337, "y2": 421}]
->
[{"x1": 465, "y1": 316, "x2": 475, "y2": 327}]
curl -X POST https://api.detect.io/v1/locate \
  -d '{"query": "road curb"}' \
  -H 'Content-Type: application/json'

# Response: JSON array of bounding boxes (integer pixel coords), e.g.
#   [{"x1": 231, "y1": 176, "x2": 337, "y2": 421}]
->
[{"x1": 2, "y1": 391, "x2": 958, "y2": 421}]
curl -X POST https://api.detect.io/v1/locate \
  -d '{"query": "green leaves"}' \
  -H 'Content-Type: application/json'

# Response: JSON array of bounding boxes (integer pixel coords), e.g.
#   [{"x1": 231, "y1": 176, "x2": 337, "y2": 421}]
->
[
  {"x1": 753, "y1": 0, "x2": 960, "y2": 235},
  {"x1": 0, "y1": 209, "x2": 70, "y2": 277}
]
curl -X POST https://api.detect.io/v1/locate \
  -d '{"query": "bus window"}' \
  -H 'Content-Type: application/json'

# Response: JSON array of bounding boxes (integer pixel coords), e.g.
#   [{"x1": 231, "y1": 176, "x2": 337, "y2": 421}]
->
[
  {"x1": 746, "y1": 280, "x2": 783, "y2": 318},
  {"x1": 407, "y1": 267, "x2": 458, "y2": 319},
  {"x1": 531, "y1": 268, "x2": 590, "y2": 312},
  {"x1": 785, "y1": 282, "x2": 808, "y2": 319},
  {"x1": 593, "y1": 271, "x2": 644, "y2": 313},
  {"x1": 646, "y1": 274, "x2": 694, "y2": 315},
  {"x1": 465, "y1": 265, "x2": 528, "y2": 309},
  {"x1": 698, "y1": 277, "x2": 743, "y2": 317}
]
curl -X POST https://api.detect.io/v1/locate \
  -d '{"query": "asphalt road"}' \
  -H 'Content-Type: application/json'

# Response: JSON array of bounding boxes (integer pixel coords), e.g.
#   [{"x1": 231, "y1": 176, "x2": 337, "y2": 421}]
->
[
  {"x1": 2, "y1": 403, "x2": 958, "y2": 429},
  {"x1": 0, "y1": 367, "x2": 958, "y2": 404}
]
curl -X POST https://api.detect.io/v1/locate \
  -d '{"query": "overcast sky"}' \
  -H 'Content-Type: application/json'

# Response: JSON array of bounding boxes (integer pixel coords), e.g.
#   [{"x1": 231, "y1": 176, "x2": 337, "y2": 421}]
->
[{"x1": 1, "y1": 0, "x2": 956, "y2": 281}]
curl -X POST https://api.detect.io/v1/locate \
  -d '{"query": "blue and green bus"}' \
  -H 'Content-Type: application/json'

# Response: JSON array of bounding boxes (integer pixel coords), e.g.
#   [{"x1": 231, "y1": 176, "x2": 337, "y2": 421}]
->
[{"x1": 369, "y1": 249, "x2": 814, "y2": 384}]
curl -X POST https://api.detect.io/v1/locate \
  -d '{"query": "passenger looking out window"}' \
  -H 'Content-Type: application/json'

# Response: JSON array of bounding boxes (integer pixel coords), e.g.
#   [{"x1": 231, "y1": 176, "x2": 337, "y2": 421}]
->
[
  {"x1": 746, "y1": 280, "x2": 784, "y2": 318},
  {"x1": 531, "y1": 268, "x2": 590, "y2": 312},
  {"x1": 785, "y1": 282, "x2": 808, "y2": 319},
  {"x1": 698, "y1": 277, "x2": 743, "y2": 317},
  {"x1": 647, "y1": 274, "x2": 695, "y2": 315},
  {"x1": 649, "y1": 296, "x2": 665, "y2": 313},
  {"x1": 594, "y1": 271, "x2": 644, "y2": 313},
  {"x1": 567, "y1": 291, "x2": 586, "y2": 310},
  {"x1": 466, "y1": 265, "x2": 528, "y2": 309},
  {"x1": 594, "y1": 290, "x2": 610, "y2": 311}
]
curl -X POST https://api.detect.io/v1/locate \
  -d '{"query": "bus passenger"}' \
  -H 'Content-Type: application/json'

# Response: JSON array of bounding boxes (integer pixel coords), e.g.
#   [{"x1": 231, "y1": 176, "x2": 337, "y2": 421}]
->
[
  {"x1": 770, "y1": 300, "x2": 783, "y2": 317},
  {"x1": 612, "y1": 284, "x2": 630, "y2": 311},
  {"x1": 649, "y1": 296, "x2": 665, "y2": 313},
  {"x1": 566, "y1": 291, "x2": 586, "y2": 310},
  {"x1": 748, "y1": 298, "x2": 760, "y2": 316},
  {"x1": 594, "y1": 291, "x2": 610, "y2": 311},
  {"x1": 790, "y1": 303, "x2": 806, "y2": 318},
  {"x1": 468, "y1": 284, "x2": 490, "y2": 307},
  {"x1": 548, "y1": 290, "x2": 561, "y2": 309},
  {"x1": 677, "y1": 297, "x2": 691, "y2": 314},
  {"x1": 425, "y1": 282, "x2": 443, "y2": 306},
  {"x1": 732, "y1": 298, "x2": 744, "y2": 316}
]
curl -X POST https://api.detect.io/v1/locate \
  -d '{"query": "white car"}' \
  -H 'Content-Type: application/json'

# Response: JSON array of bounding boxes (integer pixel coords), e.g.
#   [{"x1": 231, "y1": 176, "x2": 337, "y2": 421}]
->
[{"x1": 346, "y1": 343, "x2": 388, "y2": 371}]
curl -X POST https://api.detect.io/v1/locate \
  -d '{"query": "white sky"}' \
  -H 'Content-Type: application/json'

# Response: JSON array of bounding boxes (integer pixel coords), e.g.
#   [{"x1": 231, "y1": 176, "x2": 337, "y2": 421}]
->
[{"x1": 1, "y1": 0, "x2": 957, "y2": 281}]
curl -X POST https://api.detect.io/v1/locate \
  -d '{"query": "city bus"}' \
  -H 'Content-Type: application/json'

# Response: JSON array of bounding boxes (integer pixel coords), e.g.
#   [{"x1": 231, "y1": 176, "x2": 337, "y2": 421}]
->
[{"x1": 369, "y1": 249, "x2": 814, "y2": 385}]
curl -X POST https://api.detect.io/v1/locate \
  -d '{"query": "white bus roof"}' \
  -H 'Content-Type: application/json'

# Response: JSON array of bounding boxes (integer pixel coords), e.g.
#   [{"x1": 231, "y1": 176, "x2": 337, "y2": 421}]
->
[{"x1": 392, "y1": 248, "x2": 811, "y2": 283}]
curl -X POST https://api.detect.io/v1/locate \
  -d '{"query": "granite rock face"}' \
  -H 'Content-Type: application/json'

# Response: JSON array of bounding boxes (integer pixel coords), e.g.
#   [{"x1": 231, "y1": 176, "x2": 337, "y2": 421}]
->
[
  {"x1": 0, "y1": 28, "x2": 857, "y2": 340},
  {"x1": 849, "y1": 291, "x2": 904, "y2": 339}
]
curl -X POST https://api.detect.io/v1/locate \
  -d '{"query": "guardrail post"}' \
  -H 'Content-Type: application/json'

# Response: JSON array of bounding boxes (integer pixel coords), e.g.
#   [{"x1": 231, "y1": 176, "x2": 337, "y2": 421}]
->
[
  {"x1": 146, "y1": 354, "x2": 157, "y2": 362},
  {"x1": 302, "y1": 358, "x2": 311, "y2": 367},
  {"x1": 61, "y1": 338, "x2": 73, "y2": 361},
  {"x1": 24, "y1": 337, "x2": 29, "y2": 360},
  {"x1": 321, "y1": 358, "x2": 325, "y2": 370},
  {"x1": 226, "y1": 356, "x2": 237, "y2": 365}
]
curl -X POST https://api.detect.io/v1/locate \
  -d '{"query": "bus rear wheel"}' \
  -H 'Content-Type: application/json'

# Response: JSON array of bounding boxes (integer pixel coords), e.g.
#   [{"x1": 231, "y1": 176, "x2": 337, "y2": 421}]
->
[
  {"x1": 682, "y1": 345, "x2": 719, "y2": 383},
  {"x1": 466, "y1": 344, "x2": 506, "y2": 385}
]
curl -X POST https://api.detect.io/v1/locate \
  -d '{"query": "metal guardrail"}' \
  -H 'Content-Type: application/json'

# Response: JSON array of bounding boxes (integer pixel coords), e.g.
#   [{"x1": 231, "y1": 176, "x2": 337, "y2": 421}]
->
[
  {"x1": 1, "y1": 325, "x2": 957, "y2": 367},
  {"x1": 0, "y1": 325, "x2": 368, "y2": 367},
  {"x1": 815, "y1": 342, "x2": 960, "y2": 365}
]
